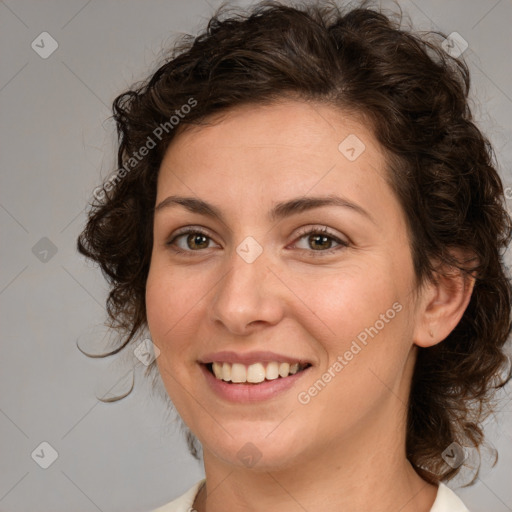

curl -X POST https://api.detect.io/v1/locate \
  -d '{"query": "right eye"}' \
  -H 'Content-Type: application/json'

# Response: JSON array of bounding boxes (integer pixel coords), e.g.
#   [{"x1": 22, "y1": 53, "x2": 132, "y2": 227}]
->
[{"x1": 166, "y1": 228, "x2": 220, "y2": 254}]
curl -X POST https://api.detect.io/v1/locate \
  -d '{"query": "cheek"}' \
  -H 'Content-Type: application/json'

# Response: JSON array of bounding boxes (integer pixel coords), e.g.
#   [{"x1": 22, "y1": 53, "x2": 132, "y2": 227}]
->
[
  {"x1": 145, "y1": 270, "x2": 167, "y2": 339},
  {"x1": 145, "y1": 263, "x2": 186, "y2": 363},
  {"x1": 145, "y1": 266, "x2": 196, "y2": 407},
  {"x1": 145, "y1": 261, "x2": 195, "y2": 337},
  {"x1": 145, "y1": 261, "x2": 212, "y2": 378},
  {"x1": 296, "y1": 268, "x2": 412, "y2": 396},
  {"x1": 297, "y1": 265, "x2": 402, "y2": 340}
]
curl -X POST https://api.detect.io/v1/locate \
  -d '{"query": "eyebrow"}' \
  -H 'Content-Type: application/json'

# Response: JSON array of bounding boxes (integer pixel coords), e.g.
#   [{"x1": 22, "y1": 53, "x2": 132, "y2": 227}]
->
[{"x1": 154, "y1": 194, "x2": 375, "y2": 225}]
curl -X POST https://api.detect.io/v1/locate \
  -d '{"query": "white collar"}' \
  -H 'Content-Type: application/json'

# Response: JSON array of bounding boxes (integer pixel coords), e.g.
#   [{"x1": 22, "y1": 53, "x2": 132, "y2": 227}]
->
[{"x1": 152, "y1": 479, "x2": 470, "y2": 511}]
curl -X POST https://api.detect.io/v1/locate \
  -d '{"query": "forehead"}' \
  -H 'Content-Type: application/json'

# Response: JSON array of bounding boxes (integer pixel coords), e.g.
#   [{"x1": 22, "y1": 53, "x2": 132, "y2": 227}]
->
[
  {"x1": 154, "y1": 100, "x2": 402, "y2": 231},
  {"x1": 158, "y1": 100, "x2": 387, "y2": 185}
]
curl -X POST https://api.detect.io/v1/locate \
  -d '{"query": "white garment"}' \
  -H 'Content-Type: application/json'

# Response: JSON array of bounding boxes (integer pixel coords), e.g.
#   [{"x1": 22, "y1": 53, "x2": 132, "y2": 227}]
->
[{"x1": 151, "y1": 479, "x2": 469, "y2": 511}]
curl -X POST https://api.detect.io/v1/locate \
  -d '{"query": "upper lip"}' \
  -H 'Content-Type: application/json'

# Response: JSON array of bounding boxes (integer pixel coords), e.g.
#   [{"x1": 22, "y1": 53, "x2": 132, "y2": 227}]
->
[{"x1": 198, "y1": 351, "x2": 312, "y2": 366}]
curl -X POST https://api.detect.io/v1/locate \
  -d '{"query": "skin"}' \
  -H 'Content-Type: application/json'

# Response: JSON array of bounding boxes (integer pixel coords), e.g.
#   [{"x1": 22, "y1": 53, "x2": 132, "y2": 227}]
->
[{"x1": 145, "y1": 99, "x2": 475, "y2": 512}]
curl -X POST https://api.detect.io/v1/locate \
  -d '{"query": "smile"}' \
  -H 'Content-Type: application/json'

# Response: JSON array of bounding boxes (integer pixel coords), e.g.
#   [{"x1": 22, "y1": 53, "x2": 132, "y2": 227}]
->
[{"x1": 206, "y1": 361, "x2": 311, "y2": 384}]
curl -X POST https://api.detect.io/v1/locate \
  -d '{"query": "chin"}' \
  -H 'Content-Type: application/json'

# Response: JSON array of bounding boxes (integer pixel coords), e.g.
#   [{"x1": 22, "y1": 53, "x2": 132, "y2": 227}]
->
[{"x1": 198, "y1": 423, "x2": 310, "y2": 472}]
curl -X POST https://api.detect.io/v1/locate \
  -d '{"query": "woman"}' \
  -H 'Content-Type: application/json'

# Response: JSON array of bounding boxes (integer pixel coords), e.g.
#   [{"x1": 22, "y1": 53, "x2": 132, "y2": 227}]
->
[{"x1": 77, "y1": 2, "x2": 512, "y2": 511}]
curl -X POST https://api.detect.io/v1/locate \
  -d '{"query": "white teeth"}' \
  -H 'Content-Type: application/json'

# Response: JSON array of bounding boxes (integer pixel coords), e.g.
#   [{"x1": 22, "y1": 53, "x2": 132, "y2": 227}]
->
[
  {"x1": 209, "y1": 361, "x2": 308, "y2": 383},
  {"x1": 266, "y1": 361, "x2": 279, "y2": 380},
  {"x1": 231, "y1": 363, "x2": 246, "y2": 383},
  {"x1": 212, "y1": 362, "x2": 223, "y2": 379},
  {"x1": 279, "y1": 362, "x2": 290, "y2": 377},
  {"x1": 247, "y1": 363, "x2": 266, "y2": 383},
  {"x1": 222, "y1": 362, "x2": 231, "y2": 382}
]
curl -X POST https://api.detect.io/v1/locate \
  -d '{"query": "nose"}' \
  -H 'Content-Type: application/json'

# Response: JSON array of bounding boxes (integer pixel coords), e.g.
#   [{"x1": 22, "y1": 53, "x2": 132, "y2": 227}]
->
[{"x1": 208, "y1": 242, "x2": 285, "y2": 335}]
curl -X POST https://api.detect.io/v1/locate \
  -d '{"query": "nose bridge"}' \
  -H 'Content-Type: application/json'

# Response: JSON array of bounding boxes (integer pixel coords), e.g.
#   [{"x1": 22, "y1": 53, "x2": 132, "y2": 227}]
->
[
  {"x1": 209, "y1": 235, "x2": 282, "y2": 332},
  {"x1": 220, "y1": 236, "x2": 269, "y2": 306}
]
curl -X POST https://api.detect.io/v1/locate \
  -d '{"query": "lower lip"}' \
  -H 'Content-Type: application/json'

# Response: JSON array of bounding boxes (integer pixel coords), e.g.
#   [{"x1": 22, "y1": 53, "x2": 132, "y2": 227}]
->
[{"x1": 199, "y1": 363, "x2": 311, "y2": 403}]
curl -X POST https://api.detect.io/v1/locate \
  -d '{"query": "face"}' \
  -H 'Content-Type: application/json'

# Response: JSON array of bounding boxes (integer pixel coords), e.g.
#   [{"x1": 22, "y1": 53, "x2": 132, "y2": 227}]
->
[{"x1": 146, "y1": 100, "x2": 424, "y2": 470}]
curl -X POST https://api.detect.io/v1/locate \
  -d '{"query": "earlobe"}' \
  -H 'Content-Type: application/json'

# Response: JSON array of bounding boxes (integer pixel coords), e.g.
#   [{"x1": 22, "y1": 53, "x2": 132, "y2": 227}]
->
[{"x1": 413, "y1": 265, "x2": 476, "y2": 349}]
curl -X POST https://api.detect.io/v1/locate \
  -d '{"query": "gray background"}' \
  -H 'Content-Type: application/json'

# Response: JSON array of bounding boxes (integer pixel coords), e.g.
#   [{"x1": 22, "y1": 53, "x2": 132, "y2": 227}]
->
[{"x1": 0, "y1": 0, "x2": 511, "y2": 511}]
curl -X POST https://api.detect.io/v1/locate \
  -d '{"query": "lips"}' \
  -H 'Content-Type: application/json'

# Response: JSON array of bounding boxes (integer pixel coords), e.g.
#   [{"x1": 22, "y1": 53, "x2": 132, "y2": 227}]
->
[{"x1": 199, "y1": 359, "x2": 312, "y2": 402}]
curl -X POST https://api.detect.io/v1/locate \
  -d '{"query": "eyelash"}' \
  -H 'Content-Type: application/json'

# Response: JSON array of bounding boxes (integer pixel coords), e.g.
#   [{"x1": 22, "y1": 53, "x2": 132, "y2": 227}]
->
[{"x1": 166, "y1": 226, "x2": 348, "y2": 257}]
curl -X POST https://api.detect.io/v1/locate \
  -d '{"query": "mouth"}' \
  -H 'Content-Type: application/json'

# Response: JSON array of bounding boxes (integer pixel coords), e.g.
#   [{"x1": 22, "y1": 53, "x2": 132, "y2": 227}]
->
[{"x1": 203, "y1": 361, "x2": 312, "y2": 384}]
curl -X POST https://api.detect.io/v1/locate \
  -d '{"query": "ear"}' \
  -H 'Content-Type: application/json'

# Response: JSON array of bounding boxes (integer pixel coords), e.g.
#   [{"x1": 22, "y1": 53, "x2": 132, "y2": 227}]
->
[{"x1": 413, "y1": 251, "x2": 477, "y2": 348}]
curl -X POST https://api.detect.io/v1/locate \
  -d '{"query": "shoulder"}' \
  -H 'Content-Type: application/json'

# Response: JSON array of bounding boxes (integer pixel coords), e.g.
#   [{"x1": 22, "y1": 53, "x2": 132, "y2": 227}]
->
[
  {"x1": 430, "y1": 483, "x2": 470, "y2": 512},
  {"x1": 151, "y1": 479, "x2": 205, "y2": 512}
]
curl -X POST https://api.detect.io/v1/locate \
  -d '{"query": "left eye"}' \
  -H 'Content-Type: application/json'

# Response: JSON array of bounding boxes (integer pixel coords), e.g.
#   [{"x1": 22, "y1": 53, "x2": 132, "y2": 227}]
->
[{"x1": 292, "y1": 227, "x2": 347, "y2": 254}]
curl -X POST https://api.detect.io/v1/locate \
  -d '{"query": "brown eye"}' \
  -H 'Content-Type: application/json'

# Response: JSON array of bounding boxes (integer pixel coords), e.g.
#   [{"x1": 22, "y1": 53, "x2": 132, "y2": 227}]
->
[
  {"x1": 292, "y1": 226, "x2": 348, "y2": 256},
  {"x1": 167, "y1": 228, "x2": 219, "y2": 254},
  {"x1": 184, "y1": 233, "x2": 210, "y2": 250},
  {"x1": 307, "y1": 233, "x2": 335, "y2": 251}
]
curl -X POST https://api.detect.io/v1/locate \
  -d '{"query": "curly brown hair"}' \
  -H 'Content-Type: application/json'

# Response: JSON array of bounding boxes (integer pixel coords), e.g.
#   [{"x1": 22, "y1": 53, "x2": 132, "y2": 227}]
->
[{"x1": 77, "y1": 0, "x2": 512, "y2": 485}]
